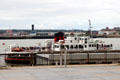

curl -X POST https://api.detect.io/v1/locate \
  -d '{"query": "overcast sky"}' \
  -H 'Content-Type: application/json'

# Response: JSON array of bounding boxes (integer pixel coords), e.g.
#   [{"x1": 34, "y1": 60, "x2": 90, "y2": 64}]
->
[{"x1": 0, "y1": 0, "x2": 120, "y2": 30}]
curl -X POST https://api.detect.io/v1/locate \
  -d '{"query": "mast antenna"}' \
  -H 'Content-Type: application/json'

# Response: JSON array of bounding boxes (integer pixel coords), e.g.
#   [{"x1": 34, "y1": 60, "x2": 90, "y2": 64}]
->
[{"x1": 88, "y1": 19, "x2": 92, "y2": 37}]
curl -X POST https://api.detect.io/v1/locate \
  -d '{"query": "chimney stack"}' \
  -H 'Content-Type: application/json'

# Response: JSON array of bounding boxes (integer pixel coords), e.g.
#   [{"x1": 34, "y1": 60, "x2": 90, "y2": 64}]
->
[{"x1": 32, "y1": 24, "x2": 34, "y2": 31}]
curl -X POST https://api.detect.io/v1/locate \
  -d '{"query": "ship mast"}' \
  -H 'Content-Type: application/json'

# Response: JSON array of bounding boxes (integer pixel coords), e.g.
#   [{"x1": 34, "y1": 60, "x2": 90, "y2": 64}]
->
[{"x1": 88, "y1": 19, "x2": 92, "y2": 38}]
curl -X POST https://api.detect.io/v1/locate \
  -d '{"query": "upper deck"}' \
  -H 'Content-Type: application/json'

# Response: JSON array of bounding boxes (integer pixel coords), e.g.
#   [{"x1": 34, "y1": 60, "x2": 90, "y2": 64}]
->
[{"x1": 53, "y1": 34, "x2": 113, "y2": 51}]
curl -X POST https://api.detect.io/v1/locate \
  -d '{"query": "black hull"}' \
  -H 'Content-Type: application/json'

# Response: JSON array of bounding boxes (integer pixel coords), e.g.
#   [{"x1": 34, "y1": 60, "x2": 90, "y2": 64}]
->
[
  {"x1": 5, "y1": 60, "x2": 31, "y2": 64},
  {"x1": 5, "y1": 54, "x2": 33, "y2": 65}
]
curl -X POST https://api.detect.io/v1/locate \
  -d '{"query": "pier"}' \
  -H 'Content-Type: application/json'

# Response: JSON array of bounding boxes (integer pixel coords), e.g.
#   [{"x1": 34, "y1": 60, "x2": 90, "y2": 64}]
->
[{"x1": 0, "y1": 50, "x2": 120, "y2": 66}]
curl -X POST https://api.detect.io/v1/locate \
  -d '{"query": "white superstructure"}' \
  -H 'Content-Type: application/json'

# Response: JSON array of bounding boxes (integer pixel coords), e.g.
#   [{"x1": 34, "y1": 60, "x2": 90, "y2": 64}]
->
[{"x1": 53, "y1": 34, "x2": 113, "y2": 51}]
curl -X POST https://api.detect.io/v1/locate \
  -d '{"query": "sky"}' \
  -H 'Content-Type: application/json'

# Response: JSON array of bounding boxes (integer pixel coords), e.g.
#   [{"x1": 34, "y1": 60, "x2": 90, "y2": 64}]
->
[{"x1": 0, "y1": 0, "x2": 120, "y2": 30}]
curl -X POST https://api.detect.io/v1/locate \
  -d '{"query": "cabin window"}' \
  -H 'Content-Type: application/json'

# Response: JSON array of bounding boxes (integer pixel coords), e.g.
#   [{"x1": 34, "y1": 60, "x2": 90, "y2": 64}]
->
[
  {"x1": 85, "y1": 45, "x2": 87, "y2": 48},
  {"x1": 80, "y1": 38, "x2": 81, "y2": 40},
  {"x1": 85, "y1": 40, "x2": 87, "y2": 43},
  {"x1": 94, "y1": 44, "x2": 96, "y2": 47},
  {"x1": 107, "y1": 45, "x2": 109, "y2": 47},
  {"x1": 54, "y1": 45, "x2": 59, "y2": 48},
  {"x1": 57, "y1": 45, "x2": 59, "y2": 48},
  {"x1": 102, "y1": 44, "x2": 103, "y2": 47},
  {"x1": 85, "y1": 38, "x2": 87, "y2": 40},
  {"x1": 70, "y1": 45, "x2": 73, "y2": 49},
  {"x1": 75, "y1": 45, "x2": 78, "y2": 49},
  {"x1": 92, "y1": 44, "x2": 94, "y2": 47},
  {"x1": 75, "y1": 37, "x2": 77, "y2": 40},
  {"x1": 60, "y1": 45, "x2": 64, "y2": 49},
  {"x1": 79, "y1": 45, "x2": 83, "y2": 48},
  {"x1": 65, "y1": 45, "x2": 69, "y2": 49},
  {"x1": 89, "y1": 44, "x2": 91, "y2": 47},
  {"x1": 71, "y1": 40, "x2": 72, "y2": 43},
  {"x1": 111, "y1": 44, "x2": 112, "y2": 47}
]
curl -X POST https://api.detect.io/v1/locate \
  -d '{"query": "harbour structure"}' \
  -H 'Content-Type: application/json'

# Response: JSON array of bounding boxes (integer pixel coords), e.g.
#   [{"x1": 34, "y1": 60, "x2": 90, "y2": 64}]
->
[{"x1": 2, "y1": 50, "x2": 120, "y2": 65}]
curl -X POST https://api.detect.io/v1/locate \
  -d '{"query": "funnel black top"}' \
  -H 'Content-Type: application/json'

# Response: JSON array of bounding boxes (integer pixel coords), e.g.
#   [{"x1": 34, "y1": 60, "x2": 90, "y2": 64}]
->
[{"x1": 32, "y1": 24, "x2": 34, "y2": 31}]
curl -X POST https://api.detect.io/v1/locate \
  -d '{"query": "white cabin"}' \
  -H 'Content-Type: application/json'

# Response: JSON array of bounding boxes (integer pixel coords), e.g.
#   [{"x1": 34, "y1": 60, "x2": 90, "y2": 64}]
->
[{"x1": 53, "y1": 34, "x2": 113, "y2": 51}]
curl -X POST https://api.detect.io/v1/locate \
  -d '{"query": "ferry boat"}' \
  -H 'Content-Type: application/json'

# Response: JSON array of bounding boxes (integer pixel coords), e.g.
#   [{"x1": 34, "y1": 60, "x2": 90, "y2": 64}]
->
[
  {"x1": 5, "y1": 32, "x2": 113, "y2": 64},
  {"x1": 52, "y1": 32, "x2": 113, "y2": 51}
]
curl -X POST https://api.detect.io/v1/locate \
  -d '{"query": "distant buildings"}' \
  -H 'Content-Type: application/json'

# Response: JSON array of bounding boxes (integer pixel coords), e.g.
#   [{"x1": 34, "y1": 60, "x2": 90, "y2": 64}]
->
[
  {"x1": 0, "y1": 29, "x2": 86, "y2": 37},
  {"x1": 99, "y1": 27, "x2": 120, "y2": 35},
  {"x1": 0, "y1": 26, "x2": 120, "y2": 38},
  {"x1": 99, "y1": 27, "x2": 116, "y2": 35}
]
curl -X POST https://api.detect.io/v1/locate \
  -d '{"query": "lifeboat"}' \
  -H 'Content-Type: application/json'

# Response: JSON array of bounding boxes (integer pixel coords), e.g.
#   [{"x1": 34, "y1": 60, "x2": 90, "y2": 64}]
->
[{"x1": 12, "y1": 47, "x2": 24, "y2": 52}]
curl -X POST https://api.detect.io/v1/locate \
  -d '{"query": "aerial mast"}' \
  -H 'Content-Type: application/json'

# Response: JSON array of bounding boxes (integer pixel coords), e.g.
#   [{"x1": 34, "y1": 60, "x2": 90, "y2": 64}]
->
[{"x1": 88, "y1": 19, "x2": 92, "y2": 38}]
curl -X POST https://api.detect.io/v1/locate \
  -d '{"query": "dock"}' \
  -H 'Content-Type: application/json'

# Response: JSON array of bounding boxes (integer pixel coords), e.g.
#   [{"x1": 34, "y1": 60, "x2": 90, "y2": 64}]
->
[{"x1": 0, "y1": 50, "x2": 120, "y2": 66}]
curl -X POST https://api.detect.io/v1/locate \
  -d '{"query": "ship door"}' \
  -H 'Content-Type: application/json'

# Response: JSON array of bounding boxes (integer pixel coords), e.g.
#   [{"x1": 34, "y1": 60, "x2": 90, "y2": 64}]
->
[{"x1": 97, "y1": 44, "x2": 99, "y2": 50}]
